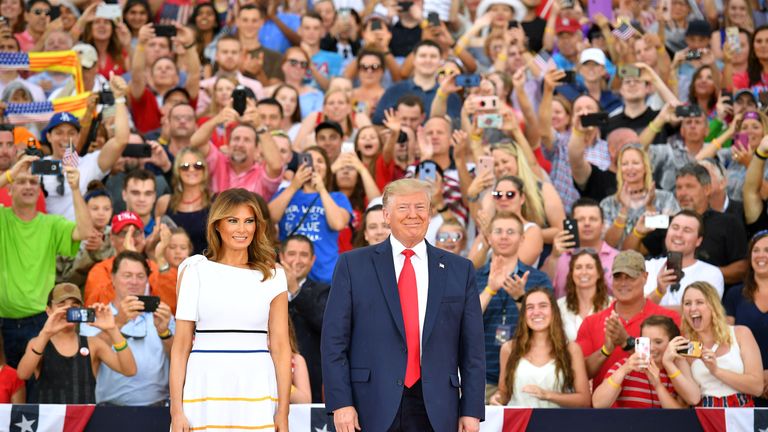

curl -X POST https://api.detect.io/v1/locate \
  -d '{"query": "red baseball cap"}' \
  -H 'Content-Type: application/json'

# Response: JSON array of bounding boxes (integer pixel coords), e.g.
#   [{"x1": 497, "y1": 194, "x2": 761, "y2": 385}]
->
[
  {"x1": 111, "y1": 211, "x2": 144, "y2": 234},
  {"x1": 555, "y1": 16, "x2": 581, "y2": 34}
]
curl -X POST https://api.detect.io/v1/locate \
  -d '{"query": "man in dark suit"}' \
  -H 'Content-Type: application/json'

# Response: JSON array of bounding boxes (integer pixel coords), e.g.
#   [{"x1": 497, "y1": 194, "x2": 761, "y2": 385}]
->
[
  {"x1": 322, "y1": 179, "x2": 485, "y2": 432},
  {"x1": 281, "y1": 234, "x2": 329, "y2": 403}
]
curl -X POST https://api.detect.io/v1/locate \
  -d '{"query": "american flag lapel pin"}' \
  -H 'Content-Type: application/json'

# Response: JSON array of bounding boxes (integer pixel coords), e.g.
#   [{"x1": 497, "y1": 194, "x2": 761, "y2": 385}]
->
[{"x1": 439, "y1": 263, "x2": 445, "y2": 269}]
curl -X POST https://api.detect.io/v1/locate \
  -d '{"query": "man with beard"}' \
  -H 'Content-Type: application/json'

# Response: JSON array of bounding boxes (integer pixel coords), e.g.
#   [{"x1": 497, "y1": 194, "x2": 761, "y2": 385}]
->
[{"x1": 190, "y1": 106, "x2": 283, "y2": 199}]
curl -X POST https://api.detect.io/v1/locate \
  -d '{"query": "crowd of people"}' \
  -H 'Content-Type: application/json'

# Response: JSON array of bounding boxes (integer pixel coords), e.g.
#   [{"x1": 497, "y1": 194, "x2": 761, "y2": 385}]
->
[{"x1": 0, "y1": 0, "x2": 767, "y2": 418}]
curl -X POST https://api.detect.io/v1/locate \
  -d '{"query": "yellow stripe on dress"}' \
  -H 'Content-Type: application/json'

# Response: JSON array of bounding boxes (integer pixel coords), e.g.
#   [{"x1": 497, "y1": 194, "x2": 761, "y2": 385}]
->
[
  {"x1": 190, "y1": 425, "x2": 274, "y2": 431},
  {"x1": 183, "y1": 396, "x2": 279, "y2": 403}
]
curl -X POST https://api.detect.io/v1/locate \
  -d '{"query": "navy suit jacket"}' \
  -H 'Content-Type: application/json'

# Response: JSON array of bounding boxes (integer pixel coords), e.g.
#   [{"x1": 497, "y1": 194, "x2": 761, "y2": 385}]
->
[{"x1": 321, "y1": 239, "x2": 486, "y2": 432}]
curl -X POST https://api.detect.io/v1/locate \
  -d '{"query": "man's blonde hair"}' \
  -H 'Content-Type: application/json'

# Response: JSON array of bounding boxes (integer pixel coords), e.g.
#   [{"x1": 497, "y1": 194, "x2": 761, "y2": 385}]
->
[{"x1": 382, "y1": 179, "x2": 433, "y2": 209}]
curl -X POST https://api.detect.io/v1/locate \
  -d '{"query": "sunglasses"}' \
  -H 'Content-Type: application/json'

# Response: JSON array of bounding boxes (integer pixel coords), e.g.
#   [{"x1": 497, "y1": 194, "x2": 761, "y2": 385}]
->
[
  {"x1": 360, "y1": 63, "x2": 382, "y2": 72},
  {"x1": 180, "y1": 161, "x2": 205, "y2": 171},
  {"x1": 287, "y1": 59, "x2": 309, "y2": 69},
  {"x1": 31, "y1": 8, "x2": 50, "y2": 15},
  {"x1": 492, "y1": 190, "x2": 517, "y2": 200},
  {"x1": 436, "y1": 232, "x2": 463, "y2": 243}
]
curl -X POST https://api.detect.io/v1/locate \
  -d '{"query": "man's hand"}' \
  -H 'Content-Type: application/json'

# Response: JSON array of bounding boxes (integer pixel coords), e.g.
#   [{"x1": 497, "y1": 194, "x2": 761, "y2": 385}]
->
[
  {"x1": 333, "y1": 406, "x2": 360, "y2": 432},
  {"x1": 109, "y1": 72, "x2": 129, "y2": 99},
  {"x1": 116, "y1": 295, "x2": 143, "y2": 327},
  {"x1": 604, "y1": 312, "x2": 629, "y2": 351},
  {"x1": 153, "y1": 302, "x2": 172, "y2": 335},
  {"x1": 458, "y1": 416, "x2": 480, "y2": 432}
]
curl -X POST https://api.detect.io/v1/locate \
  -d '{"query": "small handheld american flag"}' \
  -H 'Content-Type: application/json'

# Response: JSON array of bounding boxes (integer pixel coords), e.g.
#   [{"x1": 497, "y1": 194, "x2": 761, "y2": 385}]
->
[
  {"x1": 611, "y1": 21, "x2": 636, "y2": 41},
  {"x1": 63, "y1": 139, "x2": 79, "y2": 168}
]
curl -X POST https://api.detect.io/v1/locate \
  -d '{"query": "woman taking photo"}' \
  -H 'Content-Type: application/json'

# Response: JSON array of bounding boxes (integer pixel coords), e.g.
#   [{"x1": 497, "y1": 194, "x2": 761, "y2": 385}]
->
[
  {"x1": 82, "y1": 17, "x2": 128, "y2": 78},
  {"x1": 330, "y1": 151, "x2": 381, "y2": 252},
  {"x1": 681, "y1": 281, "x2": 763, "y2": 407},
  {"x1": 293, "y1": 89, "x2": 372, "y2": 149},
  {"x1": 725, "y1": 231, "x2": 768, "y2": 405},
  {"x1": 170, "y1": 188, "x2": 291, "y2": 431},
  {"x1": 155, "y1": 148, "x2": 212, "y2": 256},
  {"x1": 557, "y1": 249, "x2": 611, "y2": 342},
  {"x1": 713, "y1": 111, "x2": 768, "y2": 201},
  {"x1": 268, "y1": 146, "x2": 353, "y2": 284},
  {"x1": 491, "y1": 288, "x2": 590, "y2": 408}
]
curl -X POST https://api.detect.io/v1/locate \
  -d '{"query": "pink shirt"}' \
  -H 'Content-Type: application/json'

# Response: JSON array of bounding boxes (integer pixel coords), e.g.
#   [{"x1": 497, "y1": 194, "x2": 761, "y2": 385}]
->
[
  {"x1": 206, "y1": 143, "x2": 282, "y2": 200},
  {"x1": 553, "y1": 241, "x2": 619, "y2": 299},
  {"x1": 15, "y1": 31, "x2": 34, "y2": 52}
]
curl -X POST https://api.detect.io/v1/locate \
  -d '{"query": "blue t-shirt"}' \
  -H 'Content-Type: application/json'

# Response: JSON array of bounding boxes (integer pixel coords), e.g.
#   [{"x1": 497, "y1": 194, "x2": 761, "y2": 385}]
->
[
  {"x1": 259, "y1": 12, "x2": 301, "y2": 54},
  {"x1": 308, "y1": 50, "x2": 344, "y2": 90},
  {"x1": 475, "y1": 259, "x2": 553, "y2": 384},
  {"x1": 274, "y1": 189, "x2": 353, "y2": 284},
  {"x1": 724, "y1": 284, "x2": 768, "y2": 368}
]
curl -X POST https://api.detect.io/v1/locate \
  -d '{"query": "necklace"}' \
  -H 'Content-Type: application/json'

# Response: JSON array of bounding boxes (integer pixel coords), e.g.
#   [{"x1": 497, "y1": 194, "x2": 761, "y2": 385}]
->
[{"x1": 181, "y1": 193, "x2": 202, "y2": 205}]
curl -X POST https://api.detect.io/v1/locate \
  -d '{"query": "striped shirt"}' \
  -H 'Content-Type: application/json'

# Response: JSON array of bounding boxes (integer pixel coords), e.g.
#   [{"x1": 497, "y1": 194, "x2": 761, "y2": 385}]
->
[{"x1": 607, "y1": 359, "x2": 676, "y2": 408}]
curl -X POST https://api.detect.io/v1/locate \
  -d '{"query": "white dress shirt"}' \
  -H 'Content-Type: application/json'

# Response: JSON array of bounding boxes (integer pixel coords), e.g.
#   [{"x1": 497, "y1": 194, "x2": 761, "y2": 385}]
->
[{"x1": 390, "y1": 236, "x2": 429, "y2": 350}]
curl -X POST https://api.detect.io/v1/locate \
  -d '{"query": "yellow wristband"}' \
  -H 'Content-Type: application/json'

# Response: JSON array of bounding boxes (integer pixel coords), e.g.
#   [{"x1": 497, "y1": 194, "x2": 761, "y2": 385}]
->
[
  {"x1": 632, "y1": 227, "x2": 647, "y2": 239},
  {"x1": 4, "y1": 170, "x2": 12, "y2": 184},
  {"x1": 113, "y1": 339, "x2": 128, "y2": 352},
  {"x1": 436, "y1": 88, "x2": 448, "y2": 100},
  {"x1": 606, "y1": 376, "x2": 621, "y2": 389},
  {"x1": 498, "y1": 52, "x2": 508, "y2": 62},
  {"x1": 668, "y1": 369, "x2": 681, "y2": 379},
  {"x1": 454, "y1": 45, "x2": 464, "y2": 56},
  {"x1": 649, "y1": 122, "x2": 661, "y2": 134},
  {"x1": 484, "y1": 286, "x2": 498, "y2": 297},
  {"x1": 601, "y1": 345, "x2": 612, "y2": 357},
  {"x1": 613, "y1": 219, "x2": 626, "y2": 229},
  {"x1": 757, "y1": 148, "x2": 768, "y2": 159},
  {"x1": 545, "y1": 27, "x2": 554, "y2": 34},
  {"x1": 655, "y1": 286, "x2": 664, "y2": 298}
]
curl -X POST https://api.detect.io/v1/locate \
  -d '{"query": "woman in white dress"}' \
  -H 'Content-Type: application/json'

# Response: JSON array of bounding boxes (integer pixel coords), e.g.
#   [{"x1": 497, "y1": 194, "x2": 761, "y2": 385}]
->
[
  {"x1": 490, "y1": 288, "x2": 591, "y2": 408},
  {"x1": 169, "y1": 188, "x2": 291, "y2": 431},
  {"x1": 557, "y1": 249, "x2": 611, "y2": 342}
]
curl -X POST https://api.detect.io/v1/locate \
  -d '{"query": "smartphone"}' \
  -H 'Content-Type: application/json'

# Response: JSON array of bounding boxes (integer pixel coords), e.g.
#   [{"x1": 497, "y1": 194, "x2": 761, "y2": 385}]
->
[
  {"x1": 95, "y1": 3, "x2": 121, "y2": 20},
  {"x1": 299, "y1": 152, "x2": 313, "y2": 170},
  {"x1": 371, "y1": 19, "x2": 383, "y2": 31},
  {"x1": 31, "y1": 159, "x2": 62, "y2": 175},
  {"x1": 559, "y1": 70, "x2": 577, "y2": 84},
  {"x1": 726, "y1": 26, "x2": 741, "y2": 53},
  {"x1": 645, "y1": 214, "x2": 670, "y2": 229},
  {"x1": 154, "y1": 24, "x2": 177, "y2": 38},
  {"x1": 508, "y1": 20, "x2": 518, "y2": 29},
  {"x1": 476, "y1": 155, "x2": 493, "y2": 177},
  {"x1": 678, "y1": 341, "x2": 703, "y2": 358},
  {"x1": 418, "y1": 161, "x2": 438, "y2": 182},
  {"x1": 475, "y1": 96, "x2": 499, "y2": 111},
  {"x1": 685, "y1": 49, "x2": 702, "y2": 60},
  {"x1": 427, "y1": 11, "x2": 440, "y2": 27},
  {"x1": 66, "y1": 307, "x2": 95, "y2": 323},
  {"x1": 136, "y1": 295, "x2": 160, "y2": 313},
  {"x1": 722, "y1": 90, "x2": 733, "y2": 105},
  {"x1": 734, "y1": 132, "x2": 750, "y2": 151},
  {"x1": 397, "y1": 1, "x2": 413, "y2": 11},
  {"x1": 397, "y1": 130, "x2": 408, "y2": 145},
  {"x1": 341, "y1": 141, "x2": 355, "y2": 153},
  {"x1": 675, "y1": 105, "x2": 702, "y2": 118},
  {"x1": 48, "y1": 5, "x2": 61, "y2": 21},
  {"x1": 122, "y1": 143, "x2": 152, "y2": 158},
  {"x1": 455, "y1": 74, "x2": 481, "y2": 88},
  {"x1": 666, "y1": 251, "x2": 684, "y2": 284},
  {"x1": 232, "y1": 85, "x2": 247, "y2": 116},
  {"x1": 477, "y1": 113, "x2": 502, "y2": 129},
  {"x1": 563, "y1": 217, "x2": 580, "y2": 248},
  {"x1": 580, "y1": 112, "x2": 608, "y2": 128},
  {"x1": 619, "y1": 65, "x2": 640, "y2": 78},
  {"x1": 562, "y1": 0, "x2": 575, "y2": 8},
  {"x1": 635, "y1": 337, "x2": 650, "y2": 365}
]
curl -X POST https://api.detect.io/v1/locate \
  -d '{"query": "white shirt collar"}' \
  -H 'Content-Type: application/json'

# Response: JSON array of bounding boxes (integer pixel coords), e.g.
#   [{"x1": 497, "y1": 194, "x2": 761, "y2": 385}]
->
[{"x1": 389, "y1": 235, "x2": 427, "y2": 260}]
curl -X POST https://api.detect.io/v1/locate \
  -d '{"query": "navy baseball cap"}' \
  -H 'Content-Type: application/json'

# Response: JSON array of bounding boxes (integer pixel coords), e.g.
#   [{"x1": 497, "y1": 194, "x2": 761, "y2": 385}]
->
[{"x1": 41, "y1": 112, "x2": 81, "y2": 143}]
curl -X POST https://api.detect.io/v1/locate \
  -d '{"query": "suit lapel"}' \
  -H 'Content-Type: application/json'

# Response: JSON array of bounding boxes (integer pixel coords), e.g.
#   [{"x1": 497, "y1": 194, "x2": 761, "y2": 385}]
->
[
  {"x1": 372, "y1": 240, "x2": 406, "y2": 342},
  {"x1": 422, "y1": 243, "x2": 446, "y2": 346}
]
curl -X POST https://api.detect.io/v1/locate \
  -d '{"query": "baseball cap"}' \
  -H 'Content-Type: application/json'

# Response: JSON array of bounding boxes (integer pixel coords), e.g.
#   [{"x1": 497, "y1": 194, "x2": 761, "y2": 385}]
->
[
  {"x1": 42, "y1": 111, "x2": 81, "y2": 137},
  {"x1": 555, "y1": 16, "x2": 581, "y2": 34},
  {"x1": 611, "y1": 250, "x2": 646, "y2": 278},
  {"x1": 111, "y1": 211, "x2": 144, "y2": 234},
  {"x1": 50, "y1": 282, "x2": 83, "y2": 305},
  {"x1": 735, "y1": 89, "x2": 757, "y2": 103},
  {"x1": 685, "y1": 19, "x2": 711, "y2": 38},
  {"x1": 315, "y1": 121, "x2": 343, "y2": 137},
  {"x1": 73, "y1": 43, "x2": 97, "y2": 69},
  {"x1": 579, "y1": 48, "x2": 607, "y2": 66}
]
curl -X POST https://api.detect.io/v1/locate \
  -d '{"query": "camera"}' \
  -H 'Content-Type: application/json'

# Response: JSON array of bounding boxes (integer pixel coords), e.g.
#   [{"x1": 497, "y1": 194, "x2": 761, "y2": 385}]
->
[{"x1": 99, "y1": 84, "x2": 114, "y2": 106}]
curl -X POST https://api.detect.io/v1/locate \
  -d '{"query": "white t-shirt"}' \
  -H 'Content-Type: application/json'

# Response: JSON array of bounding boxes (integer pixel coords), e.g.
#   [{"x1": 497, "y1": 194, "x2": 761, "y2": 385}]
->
[
  {"x1": 42, "y1": 151, "x2": 108, "y2": 221},
  {"x1": 643, "y1": 257, "x2": 724, "y2": 306}
]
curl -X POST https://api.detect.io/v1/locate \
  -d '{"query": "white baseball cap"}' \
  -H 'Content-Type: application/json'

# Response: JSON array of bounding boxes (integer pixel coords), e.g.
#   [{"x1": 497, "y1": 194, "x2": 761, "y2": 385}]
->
[
  {"x1": 73, "y1": 43, "x2": 98, "y2": 69},
  {"x1": 579, "y1": 48, "x2": 607, "y2": 66}
]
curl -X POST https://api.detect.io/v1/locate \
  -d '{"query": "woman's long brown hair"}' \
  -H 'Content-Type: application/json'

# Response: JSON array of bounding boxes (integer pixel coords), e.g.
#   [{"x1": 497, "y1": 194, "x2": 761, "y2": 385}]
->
[
  {"x1": 205, "y1": 188, "x2": 276, "y2": 281},
  {"x1": 564, "y1": 249, "x2": 610, "y2": 314},
  {"x1": 504, "y1": 287, "x2": 575, "y2": 397},
  {"x1": 743, "y1": 231, "x2": 768, "y2": 302}
]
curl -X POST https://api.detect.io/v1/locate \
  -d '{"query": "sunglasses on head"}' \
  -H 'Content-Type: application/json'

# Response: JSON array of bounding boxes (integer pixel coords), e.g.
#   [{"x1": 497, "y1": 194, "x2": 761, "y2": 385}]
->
[
  {"x1": 492, "y1": 190, "x2": 517, "y2": 200},
  {"x1": 287, "y1": 59, "x2": 309, "y2": 69},
  {"x1": 180, "y1": 161, "x2": 205, "y2": 171},
  {"x1": 436, "y1": 232, "x2": 463, "y2": 243},
  {"x1": 360, "y1": 63, "x2": 382, "y2": 72}
]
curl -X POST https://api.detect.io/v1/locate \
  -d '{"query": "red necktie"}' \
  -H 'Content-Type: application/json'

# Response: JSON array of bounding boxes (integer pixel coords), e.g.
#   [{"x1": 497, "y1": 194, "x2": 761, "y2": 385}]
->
[{"x1": 398, "y1": 249, "x2": 420, "y2": 388}]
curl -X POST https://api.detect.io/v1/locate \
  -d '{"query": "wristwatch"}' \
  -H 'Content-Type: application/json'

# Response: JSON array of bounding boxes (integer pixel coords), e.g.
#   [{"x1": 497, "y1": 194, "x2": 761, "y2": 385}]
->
[{"x1": 622, "y1": 336, "x2": 636, "y2": 352}]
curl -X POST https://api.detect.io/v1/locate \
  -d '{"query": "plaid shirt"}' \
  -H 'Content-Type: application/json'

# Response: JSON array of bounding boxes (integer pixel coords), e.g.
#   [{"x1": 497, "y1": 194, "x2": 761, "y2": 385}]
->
[{"x1": 544, "y1": 131, "x2": 611, "y2": 211}]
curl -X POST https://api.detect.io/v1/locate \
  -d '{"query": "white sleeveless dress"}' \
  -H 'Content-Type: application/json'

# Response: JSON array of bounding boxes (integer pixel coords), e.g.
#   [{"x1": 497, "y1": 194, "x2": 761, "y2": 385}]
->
[
  {"x1": 175, "y1": 255, "x2": 287, "y2": 431},
  {"x1": 506, "y1": 358, "x2": 564, "y2": 408}
]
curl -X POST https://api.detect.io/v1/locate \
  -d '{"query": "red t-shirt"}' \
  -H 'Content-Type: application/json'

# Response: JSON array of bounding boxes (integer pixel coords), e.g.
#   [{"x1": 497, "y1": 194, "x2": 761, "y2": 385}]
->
[
  {"x1": 606, "y1": 358, "x2": 677, "y2": 408},
  {"x1": 0, "y1": 365, "x2": 24, "y2": 403},
  {"x1": 0, "y1": 186, "x2": 46, "y2": 213},
  {"x1": 374, "y1": 154, "x2": 406, "y2": 192},
  {"x1": 130, "y1": 87, "x2": 197, "y2": 135},
  {"x1": 337, "y1": 207, "x2": 362, "y2": 253},
  {"x1": 576, "y1": 300, "x2": 680, "y2": 388},
  {"x1": 97, "y1": 52, "x2": 127, "y2": 80}
]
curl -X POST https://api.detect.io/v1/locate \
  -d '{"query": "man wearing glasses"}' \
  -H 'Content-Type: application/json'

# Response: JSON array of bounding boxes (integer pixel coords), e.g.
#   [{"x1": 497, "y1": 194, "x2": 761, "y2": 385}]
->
[{"x1": 474, "y1": 212, "x2": 552, "y2": 402}]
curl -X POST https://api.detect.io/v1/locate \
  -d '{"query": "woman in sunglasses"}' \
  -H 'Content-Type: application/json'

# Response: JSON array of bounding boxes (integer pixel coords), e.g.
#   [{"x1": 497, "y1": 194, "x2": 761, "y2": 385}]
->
[
  {"x1": 350, "y1": 50, "x2": 386, "y2": 118},
  {"x1": 274, "y1": 47, "x2": 324, "y2": 117},
  {"x1": 724, "y1": 231, "x2": 768, "y2": 405},
  {"x1": 558, "y1": 249, "x2": 611, "y2": 342},
  {"x1": 434, "y1": 220, "x2": 468, "y2": 256},
  {"x1": 155, "y1": 148, "x2": 211, "y2": 255}
]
